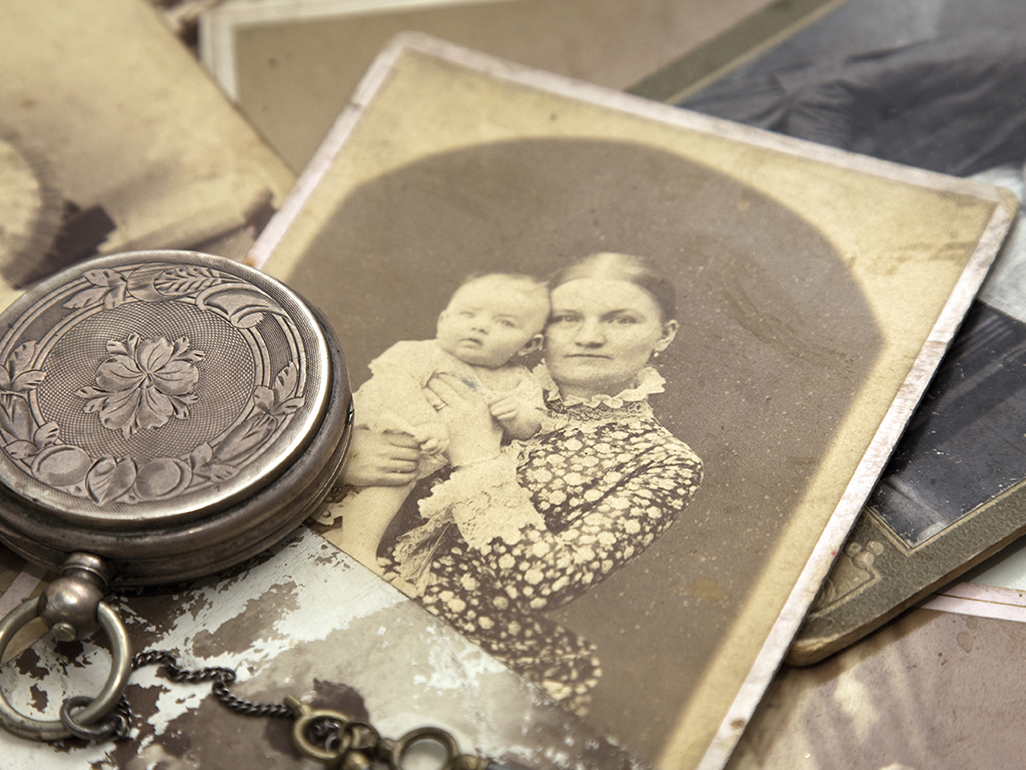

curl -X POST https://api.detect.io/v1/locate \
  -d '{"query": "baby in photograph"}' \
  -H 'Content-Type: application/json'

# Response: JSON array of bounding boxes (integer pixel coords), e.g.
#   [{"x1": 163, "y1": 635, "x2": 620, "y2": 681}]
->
[{"x1": 323, "y1": 272, "x2": 550, "y2": 561}]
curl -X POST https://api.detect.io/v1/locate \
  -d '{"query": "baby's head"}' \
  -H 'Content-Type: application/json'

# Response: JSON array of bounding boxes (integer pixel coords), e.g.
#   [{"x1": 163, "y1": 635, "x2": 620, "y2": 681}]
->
[{"x1": 436, "y1": 273, "x2": 549, "y2": 368}]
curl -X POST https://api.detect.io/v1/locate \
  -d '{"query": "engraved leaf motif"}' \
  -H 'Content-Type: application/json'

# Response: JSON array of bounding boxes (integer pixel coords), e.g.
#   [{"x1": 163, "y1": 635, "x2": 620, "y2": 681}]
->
[
  {"x1": 62, "y1": 286, "x2": 108, "y2": 309},
  {"x1": 196, "y1": 463, "x2": 238, "y2": 483},
  {"x1": 32, "y1": 421, "x2": 59, "y2": 449},
  {"x1": 189, "y1": 441, "x2": 238, "y2": 483},
  {"x1": 189, "y1": 442, "x2": 213, "y2": 470},
  {"x1": 125, "y1": 265, "x2": 172, "y2": 302},
  {"x1": 271, "y1": 362, "x2": 305, "y2": 416},
  {"x1": 276, "y1": 397, "x2": 306, "y2": 415},
  {"x1": 252, "y1": 365, "x2": 305, "y2": 418},
  {"x1": 9, "y1": 341, "x2": 37, "y2": 376},
  {"x1": 84, "y1": 269, "x2": 117, "y2": 285},
  {"x1": 154, "y1": 267, "x2": 222, "y2": 296},
  {"x1": 86, "y1": 458, "x2": 137, "y2": 505},
  {"x1": 231, "y1": 310, "x2": 266, "y2": 329},
  {"x1": 253, "y1": 386, "x2": 275, "y2": 413},
  {"x1": 197, "y1": 287, "x2": 281, "y2": 329},
  {"x1": 5, "y1": 440, "x2": 38, "y2": 461},
  {"x1": 211, "y1": 417, "x2": 275, "y2": 463},
  {"x1": 0, "y1": 398, "x2": 34, "y2": 443},
  {"x1": 0, "y1": 342, "x2": 44, "y2": 395},
  {"x1": 273, "y1": 363, "x2": 298, "y2": 402},
  {"x1": 64, "y1": 269, "x2": 128, "y2": 309},
  {"x1": 10, "y1": 371, "x2": 46, "y2": 392}
]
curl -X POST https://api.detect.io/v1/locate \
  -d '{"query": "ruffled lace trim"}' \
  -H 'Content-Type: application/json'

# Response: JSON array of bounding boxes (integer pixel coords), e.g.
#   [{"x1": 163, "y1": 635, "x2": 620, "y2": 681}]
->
[
  {"x1": 392, "y1": 452, "x2": 544, "y2": 589},
  {"x1": 530, "y1": 364, "x2": 661, "y2": 435},
  {"x1": 533, "y1": 364, "x2": 665, "y2": 409}
]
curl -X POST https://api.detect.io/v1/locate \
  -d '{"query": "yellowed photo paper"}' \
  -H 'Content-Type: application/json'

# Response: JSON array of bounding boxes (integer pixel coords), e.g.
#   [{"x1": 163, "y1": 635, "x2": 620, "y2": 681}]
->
[
  {"x1": 249, "y1": 34, "x2": 1014, "y2": 769},
  {"x1": 666, "y1": 0, "x2": 1026, "y2": 664},
  {"x1": 197, "y1": 0, "x2": 772, "y2": 170},
  {"x1": 0, "y1": 0, "x2": 293, "y2": 292}
]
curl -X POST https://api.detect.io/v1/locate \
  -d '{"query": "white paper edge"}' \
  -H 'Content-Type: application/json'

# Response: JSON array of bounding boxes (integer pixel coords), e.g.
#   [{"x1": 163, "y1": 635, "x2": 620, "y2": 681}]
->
[
  {"x1": 921, "y1": 582, "x2": 1026, "y2": 624},
  {"x1": 247, "y1": 32, "x2": 1015, "y2": 770},
  {"x1": 695, "y1": 201, "x2": 1010, "y2": 768}
]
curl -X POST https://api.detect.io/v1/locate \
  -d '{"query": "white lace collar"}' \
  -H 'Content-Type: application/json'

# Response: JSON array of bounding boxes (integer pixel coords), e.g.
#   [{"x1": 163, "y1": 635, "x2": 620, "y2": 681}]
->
[{"x1": 533, "y1": 363, "x2": 666, "y2": 409}]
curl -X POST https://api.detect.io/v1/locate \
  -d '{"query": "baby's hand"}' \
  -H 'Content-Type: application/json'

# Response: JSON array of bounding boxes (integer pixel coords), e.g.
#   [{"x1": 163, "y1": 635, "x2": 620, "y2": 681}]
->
[
  {"x1": 486, "y1": 393, "x2": 521, "y2": 424},
  {"x1": 412, "y1": 425, "x2": 448, "y2": 456},
  {"x1": 419, "y1": 435, "x2": 444, "y2": 455}
]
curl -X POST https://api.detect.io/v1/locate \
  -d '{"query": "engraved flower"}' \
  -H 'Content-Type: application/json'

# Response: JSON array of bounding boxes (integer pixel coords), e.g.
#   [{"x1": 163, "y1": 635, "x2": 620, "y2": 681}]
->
[{"x1": 77, "y1": 334, "x2": 205, "y2": 437}]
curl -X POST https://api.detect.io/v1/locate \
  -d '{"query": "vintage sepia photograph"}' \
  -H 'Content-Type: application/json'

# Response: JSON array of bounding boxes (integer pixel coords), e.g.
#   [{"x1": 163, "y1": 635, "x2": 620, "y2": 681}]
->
[
  {"x1": 251, "y1": 35, "x2": 1012, "y2": 770},
  {"x1": 667, "y1": 0, "x2": 1026, "y2": 662}
]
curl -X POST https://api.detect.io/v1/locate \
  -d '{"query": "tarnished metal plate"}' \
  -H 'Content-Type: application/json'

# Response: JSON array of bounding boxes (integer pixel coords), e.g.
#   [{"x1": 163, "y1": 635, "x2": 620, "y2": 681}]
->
[{"x1": 0, "y1": 251, "x2": 351, "y2": 583}]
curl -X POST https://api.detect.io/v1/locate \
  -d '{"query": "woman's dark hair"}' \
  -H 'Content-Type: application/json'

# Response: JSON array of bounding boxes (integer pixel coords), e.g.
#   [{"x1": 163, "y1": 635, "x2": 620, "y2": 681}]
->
[{"x1": 550, "y1": 252, "x2": 676, "y2": 321}]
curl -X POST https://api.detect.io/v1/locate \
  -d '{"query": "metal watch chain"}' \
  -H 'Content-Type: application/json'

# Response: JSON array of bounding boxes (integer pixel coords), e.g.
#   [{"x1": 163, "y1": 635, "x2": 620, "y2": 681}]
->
[
  {"x1": 0, "y1": 553, "x2": 504, "y2": 769},
  {"x1": 62, "y1": 649, "x2": 496, "y2": 770}
]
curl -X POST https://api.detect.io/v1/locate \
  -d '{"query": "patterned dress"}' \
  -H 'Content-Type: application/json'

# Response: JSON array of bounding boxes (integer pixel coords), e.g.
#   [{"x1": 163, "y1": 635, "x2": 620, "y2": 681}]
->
[{"x1": 379, "y1": 367, "x2": 703, "y2": 713}]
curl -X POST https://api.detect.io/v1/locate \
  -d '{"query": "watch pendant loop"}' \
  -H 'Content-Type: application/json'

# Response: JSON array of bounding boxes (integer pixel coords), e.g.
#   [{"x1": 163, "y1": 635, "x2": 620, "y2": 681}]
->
[{"x1": 0, "y1": 598, "x2": 132, "y2": 741}]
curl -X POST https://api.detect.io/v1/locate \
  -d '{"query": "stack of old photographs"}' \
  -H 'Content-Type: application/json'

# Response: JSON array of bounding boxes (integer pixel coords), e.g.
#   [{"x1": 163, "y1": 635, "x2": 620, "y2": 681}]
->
[{"x1": 1, "y1": 1, "x2": 1024, "y2": 770}]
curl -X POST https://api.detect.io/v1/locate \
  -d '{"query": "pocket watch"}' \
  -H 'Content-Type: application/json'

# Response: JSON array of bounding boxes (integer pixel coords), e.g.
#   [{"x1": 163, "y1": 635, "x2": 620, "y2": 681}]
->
[{"x1": 0, "y1": 250, "x2": 353, "y2": 740}]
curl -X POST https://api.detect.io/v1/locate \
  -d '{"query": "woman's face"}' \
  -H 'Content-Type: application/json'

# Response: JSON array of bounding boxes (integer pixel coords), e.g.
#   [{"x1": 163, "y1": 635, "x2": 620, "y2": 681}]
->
[{"x1": 545, "y1": 277, "x2": 678, "y2": 399}]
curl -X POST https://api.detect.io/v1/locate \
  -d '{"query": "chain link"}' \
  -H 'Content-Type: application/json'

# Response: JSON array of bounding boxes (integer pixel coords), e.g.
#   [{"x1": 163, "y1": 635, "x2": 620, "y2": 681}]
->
[
  {"x1": 64, "y1": 650, "x2": 292, "y2": 741},
  {"x1": 64, "y1": 650, "x2": 494, "y2": 770},
  {"x1": 135, "y1": 650, "x2": 294, "y2": 720}
]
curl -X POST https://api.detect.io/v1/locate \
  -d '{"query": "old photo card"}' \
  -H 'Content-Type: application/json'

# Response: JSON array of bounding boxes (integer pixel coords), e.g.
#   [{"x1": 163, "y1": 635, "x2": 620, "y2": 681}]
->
[
  {"x1": 252, "y1": 34, "x2": 1013, "y2": 769},
  {"x1": 0, "y1": 0, "x2": 293, "y2": 292},
  {"x1": 667, "y1": 0, "x2": 1026, "y2": 664}
]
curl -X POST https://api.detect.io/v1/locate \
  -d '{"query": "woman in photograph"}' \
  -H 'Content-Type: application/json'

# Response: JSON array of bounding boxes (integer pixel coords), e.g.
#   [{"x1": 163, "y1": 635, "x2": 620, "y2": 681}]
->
[{"x1": 337, "y1": 252, "x2": 703, "y2": 712}]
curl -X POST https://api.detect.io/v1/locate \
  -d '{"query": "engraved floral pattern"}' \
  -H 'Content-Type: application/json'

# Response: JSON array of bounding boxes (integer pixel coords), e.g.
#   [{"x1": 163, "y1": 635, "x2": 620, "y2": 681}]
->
[
  {"x1": 77, "y1": 334, "x2": 205, "y2": 438},
  {"x1": 0, "y1": 261, "x2": 309, "y2": 506}
]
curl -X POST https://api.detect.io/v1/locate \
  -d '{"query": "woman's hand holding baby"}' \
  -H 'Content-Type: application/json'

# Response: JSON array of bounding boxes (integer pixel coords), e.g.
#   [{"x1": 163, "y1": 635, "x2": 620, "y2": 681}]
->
[{"x1": 425, "y1": 373, "x2": 503, "y2": 467}]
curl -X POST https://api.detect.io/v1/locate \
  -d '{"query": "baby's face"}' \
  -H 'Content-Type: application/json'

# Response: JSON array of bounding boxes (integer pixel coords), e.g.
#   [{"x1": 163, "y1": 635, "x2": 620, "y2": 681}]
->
[{"x1": 437, "y1": 280, "x2": 548, "y2": 367}]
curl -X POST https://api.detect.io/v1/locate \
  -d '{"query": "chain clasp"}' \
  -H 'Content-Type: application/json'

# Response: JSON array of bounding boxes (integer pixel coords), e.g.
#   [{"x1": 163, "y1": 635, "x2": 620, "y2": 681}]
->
[{"x1": 284, "y1": 695, "x2": 489, "y2": 770}]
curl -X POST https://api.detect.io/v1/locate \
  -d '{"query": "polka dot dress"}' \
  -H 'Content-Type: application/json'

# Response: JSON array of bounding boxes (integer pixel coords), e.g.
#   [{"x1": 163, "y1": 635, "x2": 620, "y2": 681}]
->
[{"x1": 381, "y1": 371, "x2": 702, "y2": 714}]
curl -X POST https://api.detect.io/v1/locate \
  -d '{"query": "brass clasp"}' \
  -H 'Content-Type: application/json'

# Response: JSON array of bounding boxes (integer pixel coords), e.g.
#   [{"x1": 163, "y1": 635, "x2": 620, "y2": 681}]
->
[{"x1": 284, "y1": 695, "x2": 490, "y2": 770}]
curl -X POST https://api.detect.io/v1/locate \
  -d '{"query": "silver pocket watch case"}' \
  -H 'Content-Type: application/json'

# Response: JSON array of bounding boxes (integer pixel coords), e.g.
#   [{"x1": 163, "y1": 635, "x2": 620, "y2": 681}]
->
[{"x1": 0, "y1": 250, "x2": 352, "y2": 584}]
